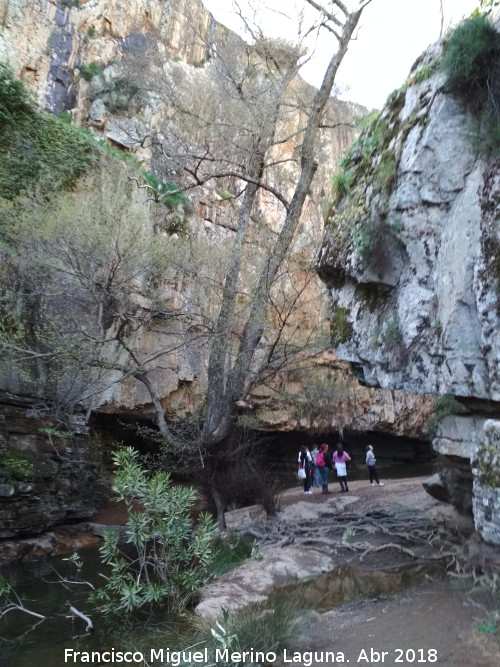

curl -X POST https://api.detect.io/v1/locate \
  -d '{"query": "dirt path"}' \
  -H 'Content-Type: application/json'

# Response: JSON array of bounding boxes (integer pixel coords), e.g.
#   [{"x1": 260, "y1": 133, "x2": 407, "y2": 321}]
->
[
  {"x1": 279, "y1": 477, "x2": 499, "y2": 667},
  {"x1": 296, "y1": 577, "x2": 499, "y2": 667}
]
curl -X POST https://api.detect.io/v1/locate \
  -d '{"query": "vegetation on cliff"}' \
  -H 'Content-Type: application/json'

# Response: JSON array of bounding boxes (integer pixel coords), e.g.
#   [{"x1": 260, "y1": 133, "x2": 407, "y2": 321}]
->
[
  {"x1": 441, "y1": 9, "x2": 500, "y2": 151},
  {"x1": 1, "y1": 1, "x2": 375, "y2": 529}
]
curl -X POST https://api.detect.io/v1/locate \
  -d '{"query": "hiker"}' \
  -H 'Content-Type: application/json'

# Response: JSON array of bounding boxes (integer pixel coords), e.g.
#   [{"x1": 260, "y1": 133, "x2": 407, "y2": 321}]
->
[
  {"x1": 366, "y1": 444, "x2": 384, "y2": 486},
  {"x1": 333, "y1": 443, "x2": 351, "y2": 493},
  {"x1": 316, "y1": 443, "x2": 332, "y2": 494},
  {"x1": 298, "y1": 446, "x2": 313, "y2": 494},
  {"x1": 310, "y1": 444, "x2": 320, "y2": 487}
]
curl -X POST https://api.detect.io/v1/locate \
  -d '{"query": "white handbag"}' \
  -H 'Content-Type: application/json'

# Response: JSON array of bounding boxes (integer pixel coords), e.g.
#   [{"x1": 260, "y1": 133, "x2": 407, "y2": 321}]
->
[{"x1": 297, "y1": 467, "x2": 306, "y2": 480}]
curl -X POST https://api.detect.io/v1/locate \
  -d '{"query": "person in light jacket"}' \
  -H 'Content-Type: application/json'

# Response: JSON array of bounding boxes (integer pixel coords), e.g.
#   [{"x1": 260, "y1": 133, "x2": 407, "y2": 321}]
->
[
  {"x1": 333, "y1": 444, "x2": 351, "y2": 492},
  {"x1": 366, "y1": 445, "x2": 384, "y2": 486}
]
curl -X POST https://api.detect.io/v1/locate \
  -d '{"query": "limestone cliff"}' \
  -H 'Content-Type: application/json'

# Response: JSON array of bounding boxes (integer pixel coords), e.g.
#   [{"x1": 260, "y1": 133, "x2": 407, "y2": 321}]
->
[
  {"x1": 0, "y1": 1, "x2": 439, "y2": 549},
  {"x1": 0, "y1": 0, "x2": 434, "y2": 438},
  {"x1": 317, "y1": 30, "x2": 500, "y2": 543}
]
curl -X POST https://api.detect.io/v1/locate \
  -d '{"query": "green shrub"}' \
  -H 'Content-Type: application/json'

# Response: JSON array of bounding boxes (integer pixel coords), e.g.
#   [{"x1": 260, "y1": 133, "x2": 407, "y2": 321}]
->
[
  {"x1": 427, "y1": 394, "x2": 467, "y2": 438},
  {"x1": 441, "y1": 13, "x2": 500, "y2": 150},
  {"x1": 58, "y1": 110, "x2": 73, "y2": 123},
  {"x1": 331, "y1": 171, "x2": 350, "y2": 204},
  {"x1": 383, "y1": 317, "x2": 401, "y2": 344},
  {"x1": 375, "y1": 153, "x2": 397, "y2": 192},
  {"x1": 211, "y1": 530, "x2": 255, "y2": 576},
  {"x1": 0, "y1": 451, "x2": 35, "y2": 481},
  {"x1": 412, "y1": 60, "x2": 439, "y2": 84},
  {"x1": 330, "y1": 306, "x2": 352, "y2": 346},
  {"x1": 91, "y1": 447, "x2": 218, "y2": 615},
  {"x1": 442, "y1": 14, "x2": 500, "y2": 95},
  {"x1": 0, "y1": 65, "x2": 34, "y2": 132},
  {"x1": 142, "y1": 171, "x2": 189, "y2": 211},
  {"x1": 0, "y1": 108, "x2": 94, "y2": 198},
  {"x1": 351, "y1": 221, "x2": 373, "y2": 259},
  {"x1": 79, "y1": 62, "x2": 104, "y2": 81}
]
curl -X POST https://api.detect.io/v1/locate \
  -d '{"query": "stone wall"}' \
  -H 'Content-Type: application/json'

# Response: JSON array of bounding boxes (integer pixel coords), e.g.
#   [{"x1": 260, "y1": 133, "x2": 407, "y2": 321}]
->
[
  {"x1": 0, "y1": 394, "x2": 110, "y2": 539},
  {"x1": 473, "y1": 420, "x2": 500, "y2": 545}
]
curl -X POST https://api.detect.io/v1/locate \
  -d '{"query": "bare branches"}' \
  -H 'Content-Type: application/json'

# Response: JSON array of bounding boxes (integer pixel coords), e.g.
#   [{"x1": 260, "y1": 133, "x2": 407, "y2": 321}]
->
[{"x1": 66, "y1": 605, "x2": 94, "y2": 633}]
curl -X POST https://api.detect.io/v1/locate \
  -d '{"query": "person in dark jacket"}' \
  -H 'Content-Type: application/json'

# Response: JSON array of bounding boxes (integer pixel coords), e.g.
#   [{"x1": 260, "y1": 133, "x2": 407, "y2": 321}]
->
[
  {"x1": 298, "y1": 446, "x2": 313, "y2": 494},
  {"x1": 317, "y1": 443, "x2": 332, "y2": 494}
]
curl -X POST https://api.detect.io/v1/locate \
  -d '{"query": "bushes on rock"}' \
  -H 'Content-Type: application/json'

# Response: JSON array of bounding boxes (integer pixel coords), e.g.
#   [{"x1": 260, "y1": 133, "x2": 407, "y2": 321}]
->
[
  {"x1": 441, "y1": 12, "x2": 500, "y2": 151},
  {"x1": 0, "y1": 65, "x2": 95, "y2": 198}
]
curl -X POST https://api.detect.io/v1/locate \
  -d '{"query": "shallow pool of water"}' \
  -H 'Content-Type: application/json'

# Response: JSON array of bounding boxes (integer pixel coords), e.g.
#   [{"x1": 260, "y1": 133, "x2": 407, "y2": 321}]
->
[{"x1": 0, "y1": 548, "x2": 172, "y2": 667}]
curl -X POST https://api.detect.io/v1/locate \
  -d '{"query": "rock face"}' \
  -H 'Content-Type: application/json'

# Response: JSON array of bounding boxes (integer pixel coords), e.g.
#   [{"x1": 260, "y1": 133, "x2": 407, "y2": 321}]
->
[
  {"x1": 0, "y1": 394, "x2": 110, "y2": 540},
  {"x1": 0, "y1": 0, "x2": 437, "y2": 443},
  {"x1": 317, "y1": 41, "x2": 500, "y2": 543},
  {"x1": 0, "y1": 0, "x2": 218, "y2": 114},
  {"x1": 0, "y1": 1, "x2": 440, "y2": 554}
]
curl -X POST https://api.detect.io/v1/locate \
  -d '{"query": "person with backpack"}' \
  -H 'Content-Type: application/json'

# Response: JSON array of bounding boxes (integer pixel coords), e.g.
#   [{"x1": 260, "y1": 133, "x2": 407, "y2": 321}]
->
[
  {"x1": 366, "y1": 444, "x2": 384, "y2": 486},
  {"x1": 333, "y1": 443, "x2": 351, "y2": 492},
  {"x1": 315, "y1": 443, "x2": 332, "y2": 494},
  {"x1": 298, "y1": 446, "x2": 313, "y2": 494}
]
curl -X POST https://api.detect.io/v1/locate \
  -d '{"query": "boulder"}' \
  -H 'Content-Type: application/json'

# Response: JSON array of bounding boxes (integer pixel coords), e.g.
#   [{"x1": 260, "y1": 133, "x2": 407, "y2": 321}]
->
[
  {"x1": 422, "y1": 473, "x2": 451, "y2": 504},
  {"x1": 224, "y1": 504, "x2": 267, "y2": 531}
]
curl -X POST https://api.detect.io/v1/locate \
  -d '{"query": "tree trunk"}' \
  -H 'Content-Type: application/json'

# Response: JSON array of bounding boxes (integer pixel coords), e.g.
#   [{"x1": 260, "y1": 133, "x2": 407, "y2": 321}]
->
[{"x1": 229, "y1": 8, "x2": 365, "y2": 409}]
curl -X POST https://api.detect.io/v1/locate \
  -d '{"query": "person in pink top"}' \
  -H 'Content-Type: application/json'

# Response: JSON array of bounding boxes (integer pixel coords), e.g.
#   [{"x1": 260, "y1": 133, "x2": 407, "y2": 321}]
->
[{"x1": 333, "y1": 444, "x2": 351, "y2": 492}]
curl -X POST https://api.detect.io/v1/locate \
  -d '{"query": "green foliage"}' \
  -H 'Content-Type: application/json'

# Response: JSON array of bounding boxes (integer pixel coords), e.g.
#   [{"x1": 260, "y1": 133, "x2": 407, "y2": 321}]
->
[
  {"x1": 0, "y1": 575, "x2": 11, "y2": 597},
  {"x1": 217, "y1": 593, "x2": 301, "y2": 657},
  {"x1": 442, "y1": 14, "x2": 500, "y2": 91},
  {"x1": 79, "y1": 62, "x2": 104, "y2": 81},
  {"x1": 441, "y1": 13, "x2": 500, "y2": 151},
  {"x1": 383, "y1": 317, "x2": 401, "y2": 344},
  {"x1": 374, "y1": 153, "x2": 397, "y2": 192},
  {"x1": 0, "y1": 68, "x2": 189, "y2": 225},
  {"x1": 58, "y1": 110, "x2": 73, "y2": 124},
  {"x1": 0, "y1": 168, "x2": 179, "y2": 409},
  {"x1": 350, "y1": 220, "x2": 373, "y2": 259},
  {"x1": 0, "y1": 65, "x2": 34, "y2": 131},
  {"x1": 477, "y1": 611, "x2": 500, "y2": 636},
  {"x1": 39, "y1": 427, "x2": 74, "y2": 437},
  {"x1": 91, "y1": 447, "x2": 217, "y2": 614},
  {"x1": 480, "y1": 0, "x2": 500, "y2": 9},
  {"x1": 370, "y1": 317, "x2": 401, "y2": 350},
  {"x1": 211, "y1": 530, "x2": 255, "y2": 576},
  {"x1": 330, "y1": 306, "x2": 352, "y2": 346},
  {"x1": 476, "y1": 437, "x2": 500, "y2": 487},
  {"x1": 88, "y1": 75, "x2": 140, "y2": 112},
  {"x1": 142, "y1": 171, "x2": 187, "y2": 209},
  {"x1": 427, "y1": 394, "x2": 468, "y2": 438},
  {"x1": 0, "y1": 66, "x2": 95, "y2": 198},
  {"x1": 412, "y1": 60, "x2": 439, "y2": 84},
  {"x1": 215, "y1": 187, "x2": 235, "y2": 200},
  {"x1": 0, "y1": 451, "x2": 35, "y2": 481},
  {"x1": 331, "y1": 171, "x2": 350, "y2": 204}
]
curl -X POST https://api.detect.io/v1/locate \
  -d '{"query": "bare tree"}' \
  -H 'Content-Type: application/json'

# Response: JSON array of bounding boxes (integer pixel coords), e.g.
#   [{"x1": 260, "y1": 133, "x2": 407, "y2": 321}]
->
[
  {"x1": 160, "y1": 0, "x2": 373, "y2": 522},
  {"x1": 1, "y1": 1, "x2": 374, "y2": 525}
]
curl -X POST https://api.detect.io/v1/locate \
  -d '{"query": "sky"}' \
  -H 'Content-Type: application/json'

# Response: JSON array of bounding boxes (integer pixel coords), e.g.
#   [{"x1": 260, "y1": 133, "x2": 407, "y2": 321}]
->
[{"x1": 201, "y1": 0, "x2": 480, "y2": 109}]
